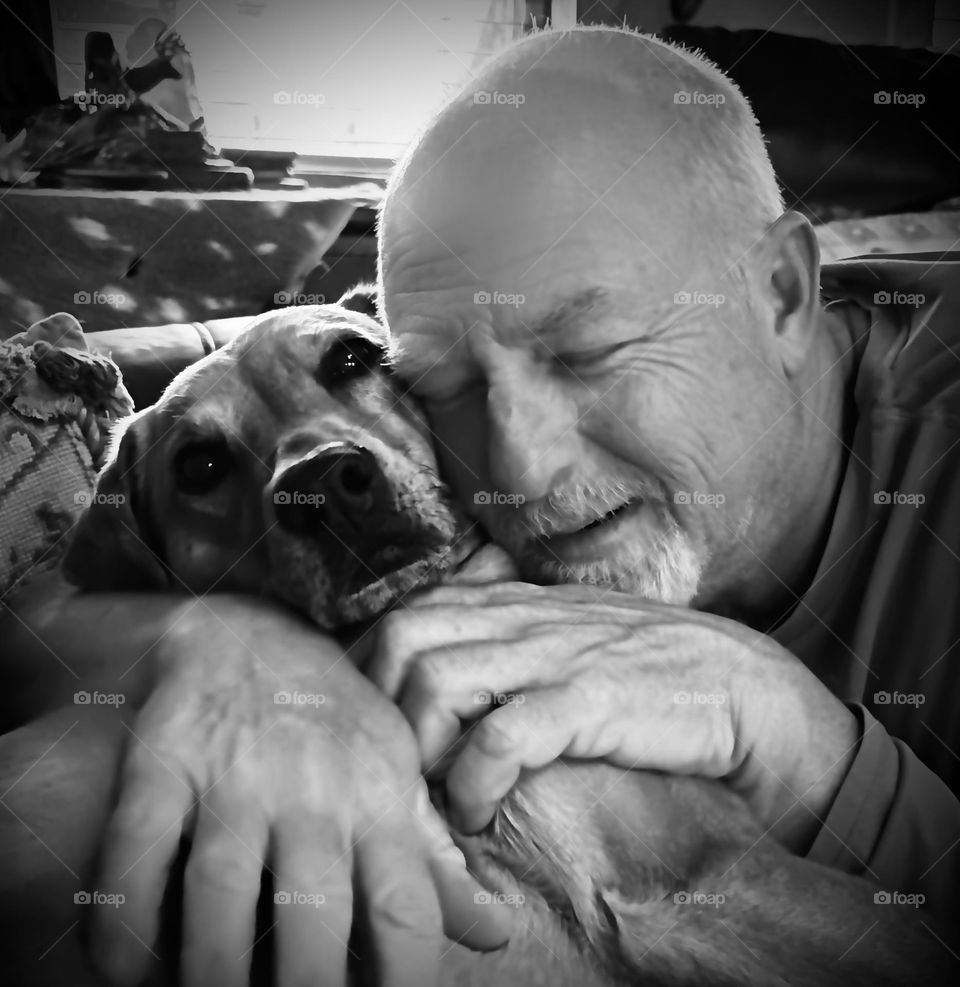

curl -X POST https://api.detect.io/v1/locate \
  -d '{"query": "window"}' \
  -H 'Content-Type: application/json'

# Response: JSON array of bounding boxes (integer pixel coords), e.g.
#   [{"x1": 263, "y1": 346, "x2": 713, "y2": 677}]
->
[{"x1": 51, "y1": 0, "x2": 542, "y2": 164}]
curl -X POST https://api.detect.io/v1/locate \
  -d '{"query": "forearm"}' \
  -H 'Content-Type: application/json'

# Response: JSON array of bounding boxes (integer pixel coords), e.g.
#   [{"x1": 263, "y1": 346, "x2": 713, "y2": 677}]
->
[{"x1": 807, "y1": 705, "x2": 960, "y2": 930}]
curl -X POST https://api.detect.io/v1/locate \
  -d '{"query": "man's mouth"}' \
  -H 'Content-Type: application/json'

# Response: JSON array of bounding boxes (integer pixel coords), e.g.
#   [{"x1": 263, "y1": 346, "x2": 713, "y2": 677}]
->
[{"x1": 538, "y1": 498, "x2": 645, "y2": 562}]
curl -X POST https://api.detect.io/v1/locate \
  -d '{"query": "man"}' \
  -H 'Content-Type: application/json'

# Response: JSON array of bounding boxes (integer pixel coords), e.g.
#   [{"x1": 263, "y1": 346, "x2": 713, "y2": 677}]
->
[
  {"x1": 2, "y1": 24, "x2": 958, "y2": 984},
  {"x1": 372, "y1": 25, "x2": 960, "y2": 923}
]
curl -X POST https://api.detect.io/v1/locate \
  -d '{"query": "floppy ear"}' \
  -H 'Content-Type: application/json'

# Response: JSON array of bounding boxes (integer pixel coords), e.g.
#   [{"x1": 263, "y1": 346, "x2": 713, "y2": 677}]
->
[
  {"x1": 61, "y1": 415, "x2": 171, "y2": 591},
  {"x1": 337, "y1": 282, "x2": 380, "y2": 321}
]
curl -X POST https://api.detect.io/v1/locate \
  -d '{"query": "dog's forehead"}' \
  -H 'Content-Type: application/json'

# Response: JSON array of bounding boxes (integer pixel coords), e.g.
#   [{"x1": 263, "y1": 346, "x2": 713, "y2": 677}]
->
[
  {"x1": 144, "y1": 304, "x2": 393, "y2": 440},
  {"x1": 231, "y1": 304, "x2": 390, "y2": 367}
]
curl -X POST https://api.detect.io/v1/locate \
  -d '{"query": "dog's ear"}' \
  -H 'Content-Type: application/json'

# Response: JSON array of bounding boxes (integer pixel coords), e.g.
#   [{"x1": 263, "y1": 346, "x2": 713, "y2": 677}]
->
[
  {"x1": 338, "y1": 282, "x2": 380, "y2": 321},
  {"x1": 62, "y1": 415, "x2": 170, "y2": 591}
]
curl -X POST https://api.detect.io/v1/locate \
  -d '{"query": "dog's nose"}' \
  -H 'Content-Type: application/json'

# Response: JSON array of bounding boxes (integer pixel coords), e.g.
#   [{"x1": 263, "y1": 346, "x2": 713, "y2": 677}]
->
[{"x1": 272, "y1": 443, "x2": 382, "y2": 536}]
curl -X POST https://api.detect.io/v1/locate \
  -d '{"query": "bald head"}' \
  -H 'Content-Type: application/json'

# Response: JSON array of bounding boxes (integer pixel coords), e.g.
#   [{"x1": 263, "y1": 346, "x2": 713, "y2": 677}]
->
[{"x1": 382, "y1": 27, "x2": 783, "y2": 302}]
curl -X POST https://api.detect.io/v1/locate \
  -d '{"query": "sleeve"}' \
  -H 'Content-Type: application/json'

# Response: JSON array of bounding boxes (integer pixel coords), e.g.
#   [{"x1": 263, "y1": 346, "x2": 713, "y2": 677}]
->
[{"x1": 806, "y1": 704, "x2": 960, "y2": 930}]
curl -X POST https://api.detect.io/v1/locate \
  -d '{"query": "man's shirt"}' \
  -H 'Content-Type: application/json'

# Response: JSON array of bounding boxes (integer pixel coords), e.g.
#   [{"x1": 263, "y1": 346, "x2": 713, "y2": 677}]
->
[{"x1": 772, "y1": 253, "x2": 960, "y2": 925}]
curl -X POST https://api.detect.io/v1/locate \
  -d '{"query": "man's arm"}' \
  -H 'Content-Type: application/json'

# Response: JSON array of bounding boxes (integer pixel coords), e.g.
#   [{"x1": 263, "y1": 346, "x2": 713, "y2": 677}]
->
[{"x1": 808, "y1": 704, "x2": 960, "y2": 933}]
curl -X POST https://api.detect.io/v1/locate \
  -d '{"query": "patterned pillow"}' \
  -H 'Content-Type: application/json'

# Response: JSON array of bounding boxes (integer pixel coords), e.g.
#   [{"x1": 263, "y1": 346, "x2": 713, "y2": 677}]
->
[{"x1": 0, "y1": 313, "x2": 133, "y2": 596}]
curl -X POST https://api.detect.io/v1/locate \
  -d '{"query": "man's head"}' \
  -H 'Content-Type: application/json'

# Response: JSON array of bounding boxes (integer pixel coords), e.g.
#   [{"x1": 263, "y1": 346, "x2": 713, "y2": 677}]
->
[{"x1": 380, "y1": 27, "x2": 830, "y2": 611}]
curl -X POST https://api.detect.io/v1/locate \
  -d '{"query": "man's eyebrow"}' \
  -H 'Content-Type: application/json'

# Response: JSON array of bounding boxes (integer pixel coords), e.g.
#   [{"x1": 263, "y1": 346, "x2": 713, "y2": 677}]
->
[{"x1": 525, "y1": 287, "x2": 611, "y2": 340}]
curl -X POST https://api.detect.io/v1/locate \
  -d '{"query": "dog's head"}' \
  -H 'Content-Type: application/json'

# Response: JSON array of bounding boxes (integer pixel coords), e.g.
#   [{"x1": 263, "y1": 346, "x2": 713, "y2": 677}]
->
[{"x1": 62, "y1": 290, "x2": 471, "y2": 627}]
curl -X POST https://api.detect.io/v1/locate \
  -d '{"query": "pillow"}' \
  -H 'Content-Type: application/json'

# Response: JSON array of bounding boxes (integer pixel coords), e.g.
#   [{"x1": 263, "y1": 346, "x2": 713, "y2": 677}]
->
[{"x1": 0, "y1": 312, "x2": 133, "y2": 595}]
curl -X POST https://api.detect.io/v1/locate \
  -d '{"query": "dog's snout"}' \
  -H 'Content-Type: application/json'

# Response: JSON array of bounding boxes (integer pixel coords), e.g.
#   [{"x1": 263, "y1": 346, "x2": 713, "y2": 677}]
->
[{"x1": 272, "y1": 443, "x2": 382, "y2": 535}]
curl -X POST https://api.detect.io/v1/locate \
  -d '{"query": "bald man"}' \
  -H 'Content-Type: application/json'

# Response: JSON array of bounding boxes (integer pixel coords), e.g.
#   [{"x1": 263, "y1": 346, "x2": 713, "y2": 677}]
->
[
  {"x1": 2, "y1": 23, "x2": 959, "y2": 985},
  {"x1": 372, "y1": 25, "x2": 960, "y2": 924}
]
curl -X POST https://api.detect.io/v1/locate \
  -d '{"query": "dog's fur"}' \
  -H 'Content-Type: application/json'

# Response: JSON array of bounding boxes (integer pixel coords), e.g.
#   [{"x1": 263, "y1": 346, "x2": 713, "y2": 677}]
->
[{"x1": 50, "y1": 295, "x2": 953, "y2": 985}]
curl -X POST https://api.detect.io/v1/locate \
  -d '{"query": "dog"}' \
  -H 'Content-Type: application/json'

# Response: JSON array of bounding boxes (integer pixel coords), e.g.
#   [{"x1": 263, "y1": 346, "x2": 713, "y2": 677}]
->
[{"x1": 53, "y1": 291, "x2": 953, "y2": 986}]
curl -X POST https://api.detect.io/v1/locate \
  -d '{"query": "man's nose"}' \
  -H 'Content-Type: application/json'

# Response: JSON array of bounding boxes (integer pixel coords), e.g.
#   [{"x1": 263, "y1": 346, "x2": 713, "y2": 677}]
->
[
  {"x1": 486, "y1": 375, "x2": 580, "y2": 503},
  {"x1": 271, "y1": 442, "x2": 384, "y2": 536}
]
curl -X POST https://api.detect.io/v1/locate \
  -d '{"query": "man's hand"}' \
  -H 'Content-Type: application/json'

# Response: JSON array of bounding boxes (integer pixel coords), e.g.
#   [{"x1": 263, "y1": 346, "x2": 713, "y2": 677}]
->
[
  {"x1": 367, "y1": 581, "x2": 860, "y2": 852},
  {"x1": 90, "y1": 597, "x2": 513, "y2": 987}
]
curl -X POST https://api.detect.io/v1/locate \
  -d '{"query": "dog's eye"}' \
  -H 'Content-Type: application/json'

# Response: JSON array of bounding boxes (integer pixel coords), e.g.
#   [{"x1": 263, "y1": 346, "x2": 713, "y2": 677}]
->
[
  {"x1": 318, "y1": 336, "x2": 388, "y2": 388},
  {"x1": 173, "y1": 440, "x2": 232, "y2": 495}
]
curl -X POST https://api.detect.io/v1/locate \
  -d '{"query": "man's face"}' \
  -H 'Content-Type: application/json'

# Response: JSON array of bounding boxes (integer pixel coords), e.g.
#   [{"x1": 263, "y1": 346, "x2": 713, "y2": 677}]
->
[{"x1": 382, "y1": 107, "x2": 783, "y2": 605}]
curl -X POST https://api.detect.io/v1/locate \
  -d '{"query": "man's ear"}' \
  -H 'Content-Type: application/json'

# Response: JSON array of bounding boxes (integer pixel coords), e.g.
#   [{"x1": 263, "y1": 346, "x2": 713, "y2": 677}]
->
[
  {"x1": 61, "y1": 415, "x2": 170, "y2": 591},
  {"x1": 338, "y1": 282, "x2": 380, "y2": 322},
  {"x1": 758, "y1": 210, "x2": 821, "y2": 380}
]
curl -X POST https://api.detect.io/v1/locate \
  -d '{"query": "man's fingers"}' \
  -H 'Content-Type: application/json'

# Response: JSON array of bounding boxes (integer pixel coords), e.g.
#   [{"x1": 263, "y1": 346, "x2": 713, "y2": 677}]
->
[
  {"x1": 446, "y1": 688, "x2": 580, "y2": 833},
  {"x1": 411, "y1": 785, "x2": 514, "y2": 950},
  {"x1": 91, "y1": 750, "x2": 190, "y2": 985},
  {"x1": 273, "y1": 814, "x2": 354, "y2": 987},
  {"x1": 356, "y1": 807, "x2": 446, "y2": 987},
  {"x1": 180, "y1": 794, "x2": 267, "y2": 987}
]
